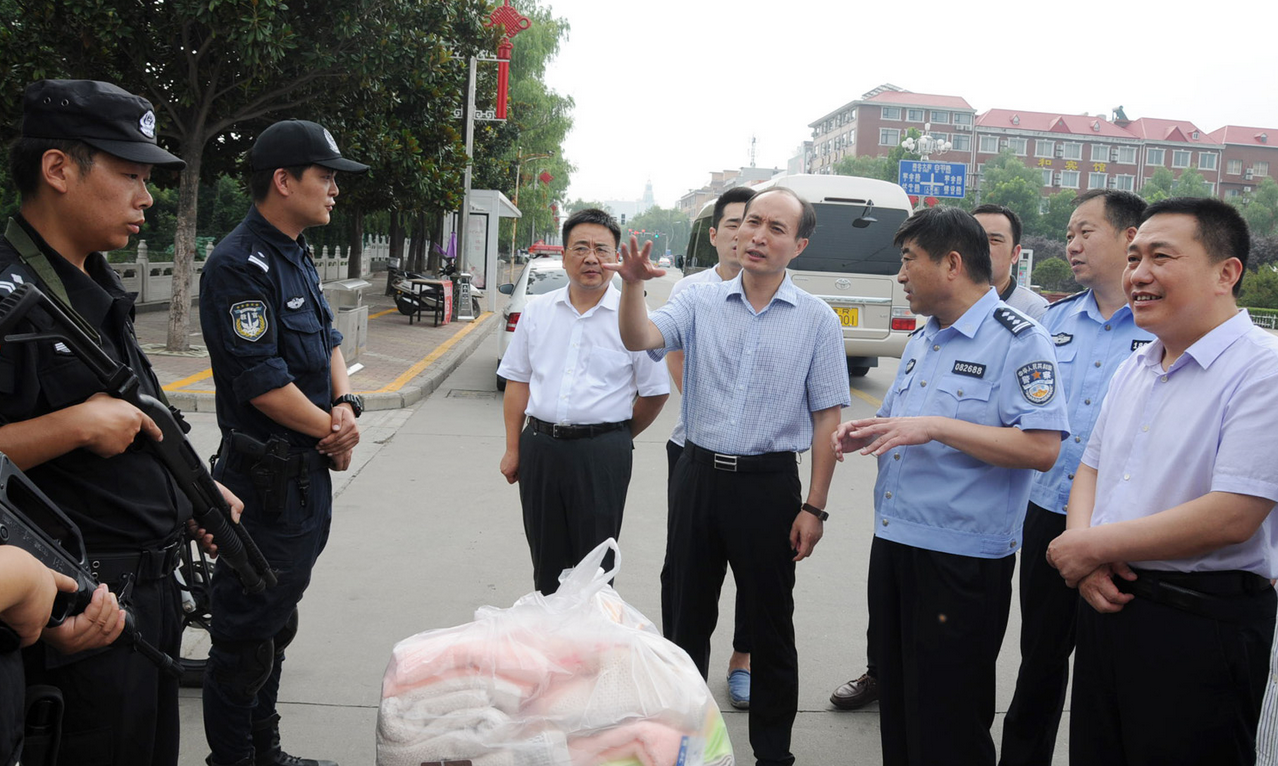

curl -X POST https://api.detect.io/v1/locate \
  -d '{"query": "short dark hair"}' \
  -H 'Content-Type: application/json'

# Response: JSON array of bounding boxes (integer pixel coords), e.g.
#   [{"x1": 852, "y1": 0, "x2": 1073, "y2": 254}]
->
[
  {"x1": 561, "y1": 207, "x2": 621, "y2": 248},
  {"x1": 894, "y1": 206, "x2": 993, "y2": 285},
  {"x1": 8, "y1": 137, "x2": 98, "y2": 200},
  {"x1": 743, "y1": 187, "x2": 817, "y2": 240},
  {"x1": 971, "y1": 203, "x2": 1022, "y2": 247},
  {"x1": 249, "y1": 164, "x2": 310, "y2": 202},
  {"x1": 712, "y1": 186, "x2": 756, "y2": 229},
  {"x1": 1141, "y1": 197, "x2": 1250, "y2": 296},
  {"x1": 1074, "y1": 189, "x2": 1147, "y2": 234}
]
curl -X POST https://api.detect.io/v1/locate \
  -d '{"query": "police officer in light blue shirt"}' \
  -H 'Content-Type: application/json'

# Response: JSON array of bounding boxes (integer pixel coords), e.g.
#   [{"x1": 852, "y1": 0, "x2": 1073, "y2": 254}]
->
[
  {"x1": 1001, "y1": 189, "x2": 1151, "y2": 766},
  {"x1": 834, "y1": 206, "x2": 1069, "y2": 766}
]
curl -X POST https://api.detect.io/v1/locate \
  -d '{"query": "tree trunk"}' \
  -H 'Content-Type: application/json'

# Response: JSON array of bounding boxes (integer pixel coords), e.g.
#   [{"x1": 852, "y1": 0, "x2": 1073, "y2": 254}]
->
[
  {"x1": 347, "y1": 209, "x2": 364, "y2": 279},
  {"x1": 410, "y1": 214, "x2": 426, "y2": 273},
  {"x1": 166, "y1": 141, "x2": 202, "y2": 352}
]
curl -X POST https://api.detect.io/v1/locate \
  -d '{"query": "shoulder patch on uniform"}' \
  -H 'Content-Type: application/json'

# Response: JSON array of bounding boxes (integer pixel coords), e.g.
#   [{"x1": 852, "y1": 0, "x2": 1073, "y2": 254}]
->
[
  {"x1": 994, "y1": 306, "x2": 1034, "y2": 336},
  {"x1": 229, "y1": 300, "x2": 269, "y2": 342},
  {"x1": 0, "y1": 265, "x2": 30, "y2": 295},
  {"x1": 1131, "y1": 339, "x2": 1152, "y2": 352},
  {"x1": 952, "y1": 360, "x2": 986, "y2": 378},
  {"x1": 904, "y1": 358, "x2": 916, "y2": 374},
  {"x1": 1016, "y1": 361, "x2": 1057, "y2": 406},
  {"x1": 247, "y1": 252, "x2": 270, "y2": 273},
  {"x1": 287, "y1": 297, "x2": 305, "y2": 310},
  {"x1": 1052, "y1": 332, "x2": 1074, "y2": 346}
]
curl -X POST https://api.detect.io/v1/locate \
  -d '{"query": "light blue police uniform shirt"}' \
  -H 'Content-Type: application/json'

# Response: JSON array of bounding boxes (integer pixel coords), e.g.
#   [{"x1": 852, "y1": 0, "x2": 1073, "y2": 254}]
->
[
  {"x1": 1028, "y1": 290, "x2": 1154, "y2": 514},
  {"x1": 874, "y1": 288, "x2": 1071, "y2": 558},
  {"x1": 1082, "y1": 310, "x2": 1278, "y2": 578},
  {"x1": 648, "y1": 273, "x2": 851, "y2": 455}
]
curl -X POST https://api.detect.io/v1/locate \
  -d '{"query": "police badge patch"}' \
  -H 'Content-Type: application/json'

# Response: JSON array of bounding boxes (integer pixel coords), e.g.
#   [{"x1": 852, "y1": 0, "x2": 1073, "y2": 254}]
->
[
  {"x1": 139, "y1": 110, "x2": 156, "y2": 139},
  {"x1": 322, "y1": 128, "x2": 340, "y2": 153},
  {"x1": 1132, "y1": 339, "x2": 1152, "y2": 352},
  {"x1": 1052, "y1": 333, "x2": 1074, "y2": 346},
  {"x1": 287, "y1": 297, "x2": 305, "y2": 310},
  {"x1": 1016, "y1": 361, "x2": 1057, "y2": 405},
  {"x1": 904, "y1": 359, "x2": 916, "y2": 374},
  {"x1": 230, "y1": 300, "x2": 269, "y2": 342}
]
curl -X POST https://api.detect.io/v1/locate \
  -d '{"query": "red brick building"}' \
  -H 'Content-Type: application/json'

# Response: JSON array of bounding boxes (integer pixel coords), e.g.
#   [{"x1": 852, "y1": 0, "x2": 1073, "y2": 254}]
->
[
  {"x1": 1121, "y1": 117, "x2": 1222, "y2": 194},
  {"x1": 1209, "y1": 126, "x2": 1278, "y2": 198},
  {"x1": 974, "y1": 109, "x2": 1144, "y2": 195}
]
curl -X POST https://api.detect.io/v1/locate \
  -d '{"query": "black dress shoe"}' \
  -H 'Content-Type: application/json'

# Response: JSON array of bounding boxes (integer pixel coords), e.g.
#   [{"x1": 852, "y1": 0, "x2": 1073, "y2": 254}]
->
[{"x1": 830, "y1": 672, "x2": 879, "y2": 710}]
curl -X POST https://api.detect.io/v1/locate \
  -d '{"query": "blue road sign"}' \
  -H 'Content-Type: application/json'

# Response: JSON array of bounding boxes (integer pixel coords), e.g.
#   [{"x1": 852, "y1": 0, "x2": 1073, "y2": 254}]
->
[{"x1": 898, "y1": 160, "x2": 968, "y2": 199}]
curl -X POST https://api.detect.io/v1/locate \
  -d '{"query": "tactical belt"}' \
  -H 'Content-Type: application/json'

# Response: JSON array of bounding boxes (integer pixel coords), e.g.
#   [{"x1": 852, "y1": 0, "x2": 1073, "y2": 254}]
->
[
  {"x1": 224, "y1": 432, "x2": 328, "y2": 477},
  {"x1": 526, "y1": 416, "x2": 628, "y2": 441},
  {"x1": 88, "y1": 538, "x2": 183, "y2": 586},
  {"x1": 1116, "y1": 567, "x2": 1274, "y2": 624},
  {"x1": 684, "y1": 441, "x2": 796, "y2": 474}
]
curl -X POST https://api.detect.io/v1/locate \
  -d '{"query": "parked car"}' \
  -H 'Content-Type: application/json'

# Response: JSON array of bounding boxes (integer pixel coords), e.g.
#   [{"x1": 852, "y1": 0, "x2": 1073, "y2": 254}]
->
[{"x1": 495, "y1": 258, "x2": 627, "y2": 391}]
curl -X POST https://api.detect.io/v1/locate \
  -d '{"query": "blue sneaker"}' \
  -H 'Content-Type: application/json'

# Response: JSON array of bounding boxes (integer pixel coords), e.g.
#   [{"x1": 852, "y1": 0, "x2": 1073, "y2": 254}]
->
[{"x1": 727, "y1": 669, "x2": 750, "y2": 710}]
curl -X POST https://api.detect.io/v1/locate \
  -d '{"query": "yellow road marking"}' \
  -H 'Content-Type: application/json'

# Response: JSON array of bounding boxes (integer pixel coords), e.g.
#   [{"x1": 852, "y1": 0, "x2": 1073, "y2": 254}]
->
[
  {"x1": 369, "y1": 307, "x2": 397, "y2": 319},
  {"x1": 163, "y1": 367, "x2": 213, "y2": 392},
  {"x1": 849, "y1": 386, "x2": 882, "y2": 409},
  {"x1": 374, "y1": 313, "x2": 494, "y2": 393}
]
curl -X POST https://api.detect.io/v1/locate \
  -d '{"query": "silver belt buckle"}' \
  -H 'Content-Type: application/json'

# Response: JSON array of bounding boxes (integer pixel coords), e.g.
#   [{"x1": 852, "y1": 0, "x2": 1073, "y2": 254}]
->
[
  {"x1": 552, "y1": 423, "x2": 562, "y2": 438},
  {"x1": 713, "y1": 453, "x2": 738, "y2": 472}
]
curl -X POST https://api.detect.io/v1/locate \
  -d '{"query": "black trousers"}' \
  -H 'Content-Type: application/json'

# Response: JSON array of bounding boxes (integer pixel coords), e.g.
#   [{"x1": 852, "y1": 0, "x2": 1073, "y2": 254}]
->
[
  {"x1": 663, "y1": 439, "x2": 752, "y2": 656},
  {"x1": 518, "y1": 425, "x2": 632, "y2": 595},
  {"x1": 869, "y1": 536, "x2": 1014, "y2": 766},
  {"x1": 23, "y1": 576, "x2": 182, "y2": 766},
  {"x1": 1000, "y1": 503, "x2": 1077, "y2": 766},
  {"x1": 664, "y1": 449, "x2": 800, "y2": 766},
  {"x1": 1070, "y1": 578, "x2": 1276, "y2": 766}
]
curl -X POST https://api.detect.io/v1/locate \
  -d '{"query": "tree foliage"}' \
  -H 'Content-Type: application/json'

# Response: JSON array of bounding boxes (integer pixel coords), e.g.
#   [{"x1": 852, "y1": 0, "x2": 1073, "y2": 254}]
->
[
  {"x1": 980, "y1": 150, "x2": 1043, "y2": 235},
  {"x1": 833, "y1": 154, "x2": 894, "y2": 182},
  {"x1": 624, "y1": 206, "x2": 691, "y2": 257},
  {"x1": 1032, "y1": 257, "x2": 1078, "y2": 293},
  {"x1": 1139, "y1": 167, "x2": 1176, "y2": 202},
  {"x1": 1240, "y1": 266, "x2": 1278, "y2": 310},
  {"x1": 1033, "y1": 190, "x2": 1076, "y2": 239},
  {"x1": 1234, "y1": 178, "x2": 1278, "y2": 239}
]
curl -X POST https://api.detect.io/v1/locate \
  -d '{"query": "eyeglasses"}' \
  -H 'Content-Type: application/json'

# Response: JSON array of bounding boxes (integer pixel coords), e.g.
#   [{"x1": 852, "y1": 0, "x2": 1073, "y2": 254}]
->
[{"x1": 568, "y1": 245, "x2": 616, "y2": 258}]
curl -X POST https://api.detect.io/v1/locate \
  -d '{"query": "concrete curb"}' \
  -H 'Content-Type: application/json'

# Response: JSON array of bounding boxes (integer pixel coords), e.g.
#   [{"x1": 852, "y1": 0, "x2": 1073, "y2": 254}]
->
[{"x1": 166, "y1": 314, "x2": 497, "y2": 413}]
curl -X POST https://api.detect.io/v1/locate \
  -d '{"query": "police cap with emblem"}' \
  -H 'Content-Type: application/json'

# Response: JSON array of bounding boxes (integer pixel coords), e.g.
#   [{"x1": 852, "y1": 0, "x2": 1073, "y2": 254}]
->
[
  {"x1": 250, "y1": 119, "x2": 369, "y2": 174},
  {"x1": 21, "y1": 80, "x2": 185, "y2": 170}
]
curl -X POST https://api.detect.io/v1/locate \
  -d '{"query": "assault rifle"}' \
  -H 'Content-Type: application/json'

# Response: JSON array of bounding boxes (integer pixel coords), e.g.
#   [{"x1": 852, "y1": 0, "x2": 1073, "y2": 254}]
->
[{"x1": 0, "y1": 282, "x2": 277, "y2": 594}]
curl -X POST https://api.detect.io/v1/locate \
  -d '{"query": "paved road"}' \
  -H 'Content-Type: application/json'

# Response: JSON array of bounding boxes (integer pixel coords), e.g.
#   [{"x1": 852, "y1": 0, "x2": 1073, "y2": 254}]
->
[{"x1": 175, "y1": 269, "x2": 1071, "y2": 765}]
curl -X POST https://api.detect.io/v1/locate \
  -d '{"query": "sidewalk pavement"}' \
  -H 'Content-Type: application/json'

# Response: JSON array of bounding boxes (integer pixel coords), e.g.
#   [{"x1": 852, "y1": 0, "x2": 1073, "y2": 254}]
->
[{"x1": 134, "y1": 285, "x2": 498, "y2": 412}]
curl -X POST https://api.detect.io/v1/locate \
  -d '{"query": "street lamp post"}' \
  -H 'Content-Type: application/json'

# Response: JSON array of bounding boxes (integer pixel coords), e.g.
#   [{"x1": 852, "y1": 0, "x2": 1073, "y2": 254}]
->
[
  {"x1": 511, "y1": 149, "x2": 554, "y2": 258},
  {"x1": 901, "y1": 123, "x2": 954, "y2": 209}
]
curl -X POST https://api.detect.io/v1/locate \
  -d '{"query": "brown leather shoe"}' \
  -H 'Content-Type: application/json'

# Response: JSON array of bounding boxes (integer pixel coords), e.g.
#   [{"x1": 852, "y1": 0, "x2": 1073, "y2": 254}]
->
[{"x1": 830, "y1": 672, "x2": 878, "y2": 710}]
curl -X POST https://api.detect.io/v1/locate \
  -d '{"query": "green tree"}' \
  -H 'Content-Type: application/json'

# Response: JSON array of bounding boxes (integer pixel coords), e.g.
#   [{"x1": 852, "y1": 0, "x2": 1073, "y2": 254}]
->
[
  {"x1": 625, "y1": 206, "x2": 691, "y2": 257},
  {"x1": 1240, "y1": 265, "x2": 1278, "y2": 310},
  {"x1": 1140, "y1": 167, "x2": 1176, "y2": 201},
  {"x1": 0, "y1": 0, "x2": 495, "y2": 350},
  {"x1": 1032, "y1": 257, "x2": 1078, "y2": 293},
  {"x1": 564, "y1": 199, "x2": 608, "y2": 215},
  {"x1": 1030, "y1": 189, "x2": 1077, "y2": 239},
  {"x1": 1170, "y1": 166, "x2": 1213, "y2": 198},
  {"x1": 1235, "y1": 178, "x2": 1278, "y2": 238},
  {"x1": 833, "y1": 154, "x2": 894, "y2": 182},
  {"x1": 980, "y1": 150, "x2": 1043, "y2": 234}
]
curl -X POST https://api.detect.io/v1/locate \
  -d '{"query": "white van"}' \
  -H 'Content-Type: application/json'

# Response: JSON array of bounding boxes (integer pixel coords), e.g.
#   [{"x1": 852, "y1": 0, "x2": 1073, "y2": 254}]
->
[{"x1": 685, "y1": 174, "x2": 917, "y2": 376}]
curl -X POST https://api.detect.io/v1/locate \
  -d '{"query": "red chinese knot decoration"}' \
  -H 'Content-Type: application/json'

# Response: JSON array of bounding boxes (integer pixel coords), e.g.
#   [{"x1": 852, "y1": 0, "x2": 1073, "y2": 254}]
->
[{"x1": 487, "y1": 0, "x2": 530, "y2": 120}]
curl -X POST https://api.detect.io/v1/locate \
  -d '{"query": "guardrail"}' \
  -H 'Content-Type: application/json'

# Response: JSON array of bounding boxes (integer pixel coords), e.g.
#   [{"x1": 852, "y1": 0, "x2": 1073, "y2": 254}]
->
[{"x1": 1247, "y1": 308, "x2": 1278, "y2": 329}]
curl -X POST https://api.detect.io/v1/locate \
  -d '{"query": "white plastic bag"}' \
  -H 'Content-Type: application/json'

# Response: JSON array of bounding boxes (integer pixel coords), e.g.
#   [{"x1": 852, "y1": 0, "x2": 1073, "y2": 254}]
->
[{"x1": 377, "y1": 539, "x2": 734, "y2": 766}]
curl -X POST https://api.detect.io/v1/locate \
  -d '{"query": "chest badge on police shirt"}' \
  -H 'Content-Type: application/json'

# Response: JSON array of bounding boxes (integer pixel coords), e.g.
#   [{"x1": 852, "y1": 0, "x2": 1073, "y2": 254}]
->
[
  {"x1": 287, "y1": 297, "x2": 305, "y2": 310},
  {"x1": 1132, "y1": 339, "x2": 1152, "y2": 352},
  {"x1": 904, "y1": 359, "x2": 915, "y2": 374},
  {"x1": 952, "y1": 360, "x2": 986, "y2": 378},
  {"x1": 1017, "y1": 361, "x2": 1057, "y2": 405},
  {"x1": 229, "y1": 300, "x2": 269, "y2": 342},
  {"x1": 1052, "y1": 333, "x2": 1073, "y2": 346}
]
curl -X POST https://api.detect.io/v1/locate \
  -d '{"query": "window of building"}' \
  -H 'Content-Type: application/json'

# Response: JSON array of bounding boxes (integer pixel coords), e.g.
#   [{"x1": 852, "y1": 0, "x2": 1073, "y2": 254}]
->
[
  {"x1": 951, "y1": 134, "x2": 971, "y2": 152},
  {"x1": 1042, "y1": 169, "x2": 1053, "y2": 186},
  {"x1": 1146, "y1": 147, "x2": 1166, "y2": 166},
  {"x1": 1009, "y1": 137, "x2": 1028, "y2": 156},
  {"x1": 979, "y1": 135, "x2": 1000, "y2": 154},
  {"x1": 848, "y1": 128, "x2": 856, "y2": 145},
  {"x1": 906, "y1": 108, "x2": 924, "y2": 122},
  {"x1": 1206, "y1": 182, "x2": 1215, "y2": 195},
  {"x1": 1091, "y1": 144, "x2": 1111, "y2": 162},
  {"x1": 1226, "y1": 188, "x2": 1241, "y2": 197},
  {"x1": 1117, "y1": 146, "x2": 1137, "y2": 164},
  {"x1": 1062, "y1": 142, "x2": 1083, "y2": 160},
  {"x1": 931, "y1": 110, "x2": 951, "y2": 124},
  {"x1": 1039, "y1": 198, "x2": 1051, "y2": 214},
  {"x1": 1061, "y1": 170, "x2": 1080, "y2": 188},
  {"x1": 1198, "y1": 152, "x2": 1217, "y2": 171},
  {"x1": 931, "y1": 132, "x2": 949, "y2": 144},
  {"x1": 1172, "y1": 150, "x2": 1192, "y2": 168},
  {"x1": 1256, "y1": 161, "x2": 1269, "y2": 177},
  {"x1": 1228, "y1": 159, "x2": 1243, "y2": 175},
  {"x1": 1115, "y1": 175, "x2": 1136, "y2": 191},
  {"x1": 954, "y1": 112, "x2": 973, "y2": 126},
  {"x1": 1036, "y1": 140, "x2": 1055, "y2": 158},
  {"x1": 880, "y1": 128, "x2": 901, "y2": 146},
  {"x1": 882, "y1": 106, "x2": 901, "y2": 120},
  {"x1": 1088, "y1": 172, "x2": 1108, "y2": 189}
]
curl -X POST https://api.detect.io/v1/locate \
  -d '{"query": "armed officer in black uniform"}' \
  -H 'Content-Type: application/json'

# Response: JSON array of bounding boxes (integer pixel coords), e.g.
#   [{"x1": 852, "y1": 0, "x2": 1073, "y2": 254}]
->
[
  {"x1": 199, "y1": 119, "x2": 366, "y2": 766},
  {"x1": 0, "y1": 79, "x2": 241, "y2": 766}
]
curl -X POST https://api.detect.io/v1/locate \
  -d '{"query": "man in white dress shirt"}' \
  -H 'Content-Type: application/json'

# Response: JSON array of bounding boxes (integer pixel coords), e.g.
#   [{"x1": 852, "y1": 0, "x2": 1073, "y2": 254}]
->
[
  {"x1": 497, "y1": 208, "x2": 669, "y2": 594},
  {"x1": 1047, "y1": 197, "x2": 1278, "y2": 765}
]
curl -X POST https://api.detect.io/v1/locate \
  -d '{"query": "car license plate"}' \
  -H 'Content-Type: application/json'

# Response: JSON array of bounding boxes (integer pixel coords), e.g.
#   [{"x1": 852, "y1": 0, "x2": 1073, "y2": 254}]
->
[{"x1": 834, "y1": 307, "x2": 859, "y2": 327}]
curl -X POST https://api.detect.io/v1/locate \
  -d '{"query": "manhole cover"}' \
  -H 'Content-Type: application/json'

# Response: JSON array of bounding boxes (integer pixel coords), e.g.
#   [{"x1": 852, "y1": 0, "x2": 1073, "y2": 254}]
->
[{"x1": 447, "y1": 389, "x2": 497, "y2": 399}]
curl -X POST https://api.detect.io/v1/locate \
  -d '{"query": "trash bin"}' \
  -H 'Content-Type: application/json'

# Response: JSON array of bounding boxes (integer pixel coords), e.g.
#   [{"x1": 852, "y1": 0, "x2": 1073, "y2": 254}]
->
[{"x1": 323, "y1": 278, "x2": 372, "y2": 369}]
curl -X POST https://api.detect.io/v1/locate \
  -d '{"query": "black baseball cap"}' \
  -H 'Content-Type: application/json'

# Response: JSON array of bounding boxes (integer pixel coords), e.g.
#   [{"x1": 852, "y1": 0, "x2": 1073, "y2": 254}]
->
[
  {"x1": 21, "y1": 80, "x2": 185, "y2": 170},
  {"x1": 250, "y1": 119, "x2": 369, "y2": 174}
]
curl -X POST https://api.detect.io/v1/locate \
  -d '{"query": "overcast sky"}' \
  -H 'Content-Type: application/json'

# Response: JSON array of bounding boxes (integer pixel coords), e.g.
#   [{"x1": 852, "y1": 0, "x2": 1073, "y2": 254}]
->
[{"x1": 539, "y1": 0, "x2": 1278, "y2": 208}]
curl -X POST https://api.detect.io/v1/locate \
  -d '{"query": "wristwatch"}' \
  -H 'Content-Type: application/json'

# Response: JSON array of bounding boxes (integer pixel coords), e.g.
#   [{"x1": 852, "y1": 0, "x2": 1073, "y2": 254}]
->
[
  {"x1": 332, "y1": 393, "x2": 364, "y2": 418},
  {"x1": 801, "y1": 503, "x2": 829, "y2": 522}
]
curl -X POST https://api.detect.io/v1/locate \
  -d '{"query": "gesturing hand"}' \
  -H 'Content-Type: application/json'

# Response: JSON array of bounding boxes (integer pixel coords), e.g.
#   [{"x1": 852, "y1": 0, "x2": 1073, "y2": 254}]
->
[{"x1": 602, "y1": 235, "x2": 662, "y2": 283}]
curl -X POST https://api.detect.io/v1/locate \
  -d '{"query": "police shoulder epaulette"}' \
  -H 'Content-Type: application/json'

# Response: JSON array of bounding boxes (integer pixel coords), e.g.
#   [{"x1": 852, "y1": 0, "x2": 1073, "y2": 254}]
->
[
  {"x1": 0, "y1": 261, "x2": 36, "y2": 297},
  {"x1": 909, "y1": 326, "x2": 925, "y2": 338},
  {"x1": 1049, "y1": 289, "x2": 1088, "y2": 309},
  {"x1": 993, "y1": 306, "x2": 1034, "y2": 336},
  {"x1": 244, "y1": 249, "x2": 270, "y2": 273}
]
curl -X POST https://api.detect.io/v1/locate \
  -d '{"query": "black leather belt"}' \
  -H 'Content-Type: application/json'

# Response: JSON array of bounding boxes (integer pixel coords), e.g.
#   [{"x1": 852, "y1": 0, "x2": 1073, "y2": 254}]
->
[
  {"x1": 89, "y1": 538, "x2": 183, "y2": 586},
  {"x1": 1116, "y1": 567, "x2": 1274, "y2": 623},
  {"x1": 684, "y1": 441, "x2": 796, "y2": 474},
  {"x1": 225, "y1": 432, "x2": 328, "y2": 476},
  {"x1": 527, "y1": 416, "x2": 628, "y2": 440}
]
